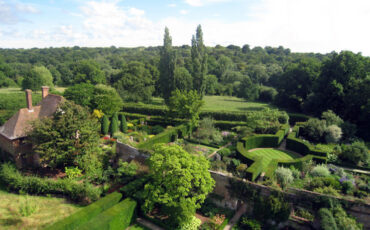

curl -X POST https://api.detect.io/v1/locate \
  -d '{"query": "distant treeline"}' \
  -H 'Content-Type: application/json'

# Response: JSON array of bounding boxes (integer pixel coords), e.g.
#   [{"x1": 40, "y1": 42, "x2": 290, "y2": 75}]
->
[{"x1": 0, "y1": 42, "x2": 369, "y2": 140}]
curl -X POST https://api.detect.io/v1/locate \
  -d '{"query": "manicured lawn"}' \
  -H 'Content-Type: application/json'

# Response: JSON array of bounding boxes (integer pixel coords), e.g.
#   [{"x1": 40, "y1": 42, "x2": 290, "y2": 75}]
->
[
  {"x1": 143, "y1": 96, "x2": 273, "y2": 112},
  {"x1": 248, "y1": 148, "x2": 300, "y2": 171},
  {"x1": 127, "y1": 223, "x2": 150, "y2": 230},
  {"x1": 0, "y1": 188, "x2": 82, "y2": 230}
]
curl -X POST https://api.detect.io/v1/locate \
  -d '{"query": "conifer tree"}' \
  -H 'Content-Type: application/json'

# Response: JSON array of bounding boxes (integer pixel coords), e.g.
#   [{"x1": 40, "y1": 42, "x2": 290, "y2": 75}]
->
[
  {"x1": 120, "y1": 114, "x2": 128, "y2": 133},
  {"x1": 159, "y1": 27, "x2": 177, "y2": 103},
  {"x1": 101, "y1": 115, "x2": 109, "y2": 135},
  {"x1": 110, "y1": 112, "x2": 119, "y2": 135},
  {"x1": 191, "y1": 25, "x2": 208, "y2": 97}
]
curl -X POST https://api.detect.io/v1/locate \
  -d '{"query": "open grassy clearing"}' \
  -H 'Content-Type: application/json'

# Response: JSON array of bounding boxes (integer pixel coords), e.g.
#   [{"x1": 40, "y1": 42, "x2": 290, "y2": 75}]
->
[
  {"x1": 145, "y1": 96, "x2": 274, "y2": 112},
  {"x1": 0, "y1": 187, "x2": 82, "y2": 230},
  {"x1": 248, "y1": 148, "x2": 300, "y2": 172}
]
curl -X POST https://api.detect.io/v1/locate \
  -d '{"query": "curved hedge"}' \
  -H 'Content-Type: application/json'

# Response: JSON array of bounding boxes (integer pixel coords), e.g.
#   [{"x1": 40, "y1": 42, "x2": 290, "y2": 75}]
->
[
  {"x1": 286, "y1": 132, "x2": 327, "y2": 157},
  {"x1": 45, "y1": 192, "x2": 122, "y2": 230}
]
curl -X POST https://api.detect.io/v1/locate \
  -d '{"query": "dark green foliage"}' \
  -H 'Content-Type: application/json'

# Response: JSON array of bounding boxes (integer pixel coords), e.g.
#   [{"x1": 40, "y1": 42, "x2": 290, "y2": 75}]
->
[
  {"x1": 110, "y1": 113, "x2": 119, "y2": 135},
  {"x1": 319, "y1": 208, "x2": 338, "y2": 230},
  {"x1": 45, "y1": 192, "x2": 122, "y2": 230},
  {"x1": 286, "y1": 132, "x2": 327, "y2": 157},
  {"x1": 288, "y1": 113, "x2": 310, "y2": 125},
  {"x1": 92, "y1": 84, "x2": 123, "y2": 116},
  {"x1": 191, "y1": 25, "x2": 208, "y2": 96},
  {"x1": 64, "y1": 83, "x2": 95, "y2": 108},
  {"x1": 239, "y1": 217, "x2": 261, "y2": 230},
  {"x1": 151, "y1": 125, "x2": 164, "y2": 134},
  {"x1": 258, "y1": 85, "x2": 277, "y2": 102},
  {"x1": 253, "y1": 193, "x2": 291, "y2": 224},
  {"x1": 218, "y1": 148, "x2": 231, "y2": 157},
  {"x1": 120, "y1": 176, "x2": 149, "y2": 201},
  {"x1": 21, "y1": 65, "x2": 54, "y2": 91},
  {"x1": 71, "y1": 59, "x2": 106, "y2": 85},
  {"x1": 339, "y1": 141, "x2": 369, "y2": 167},
  {"x1": 300, "y1": 118, "x2": 327, "y2": 142},
  {"x1": 119, "y1": 114, "x2": 127, "y2": 133},
  {"x1": 306, "y1": 177, "x2": 341, "y2": 191},
  {"x1": 243, "y1": 135, "x2": 280, "y2": 150},
  {"x1": 0, "y1": 163, "x2": 101, "y2": 203},
  {"x1": 77, "y1": 198, "x2": 137, "y2": 230},
  {"x1": 101, "y1": 115, "x2": 109, "y2": 135},
  {"x1": 237, "y1": 76, "x2": 259, "y2": 100}
]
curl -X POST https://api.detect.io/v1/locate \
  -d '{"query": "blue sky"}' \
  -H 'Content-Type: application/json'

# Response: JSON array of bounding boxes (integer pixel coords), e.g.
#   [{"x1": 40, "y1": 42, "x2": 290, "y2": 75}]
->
[{"x1": 1, "y1": 0, "x2": 370, "y2": 55}]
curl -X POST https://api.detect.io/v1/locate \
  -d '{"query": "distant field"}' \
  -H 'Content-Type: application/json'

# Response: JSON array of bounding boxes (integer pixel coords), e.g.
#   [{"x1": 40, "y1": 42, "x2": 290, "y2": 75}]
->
[
  {"x1": 147, "y1": 96, "x2": 273, "y2": 112},
  {"x1": 249, "y1": 148, "x2": 300, "y2": 171},
  {"x1": 0, "y1": 188, "x2": 81, "y2": 230}
]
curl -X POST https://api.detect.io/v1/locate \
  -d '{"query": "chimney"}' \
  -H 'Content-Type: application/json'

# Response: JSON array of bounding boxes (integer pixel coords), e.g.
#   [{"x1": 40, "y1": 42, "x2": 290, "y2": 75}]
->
[
  {"x1": 25, "y1": 89, "x2": 33, "y2": 111},
  {"x1": 42, "y1": 86, "x2": 49, "y2": 98}
]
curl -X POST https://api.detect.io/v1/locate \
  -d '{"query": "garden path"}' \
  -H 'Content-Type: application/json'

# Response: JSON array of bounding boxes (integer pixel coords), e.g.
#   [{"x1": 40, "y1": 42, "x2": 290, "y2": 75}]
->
[
  {"x1": 136, "y1": 218, "x2": 164, "y2": 230},
  {"x1": 223, "y1": 203, "x2": 247, "y2": 230}
]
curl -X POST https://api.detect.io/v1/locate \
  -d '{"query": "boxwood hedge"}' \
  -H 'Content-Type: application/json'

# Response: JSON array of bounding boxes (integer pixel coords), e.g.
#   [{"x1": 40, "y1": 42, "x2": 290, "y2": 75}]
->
[
  {"x1": 45, "y1": 192, "x2": 122, "y2": 230},
  {"x1": 76, "y1": 198, "x2": 137, "y2": 230}
]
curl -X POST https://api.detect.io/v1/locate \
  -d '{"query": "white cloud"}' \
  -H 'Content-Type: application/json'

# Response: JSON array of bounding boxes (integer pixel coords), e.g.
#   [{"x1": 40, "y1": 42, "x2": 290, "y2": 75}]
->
[
  {"x1": 0, "y1": 0, "x2": 39, "y2": 24},
  {"x1": 168, "y1": 3, "x2": 176, "y2": 7},
  {"x1": 184, "y1": 0, "x2": 230, "y2": 7},
  {"x1": 180, "y1": 10, "x2": 188, "y2": 15}
]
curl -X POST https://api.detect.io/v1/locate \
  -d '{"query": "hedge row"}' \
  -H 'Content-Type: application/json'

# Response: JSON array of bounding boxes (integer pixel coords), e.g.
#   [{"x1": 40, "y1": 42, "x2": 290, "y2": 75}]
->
[
  {"x1": 286, "y1": 132, "x2": 327, "y2": 157},
  {"x1": 0, "y1": 163, "x2": 101, "y2": 203},
  {"x1": 287, "y1": 113, "x2": 311, "y2": 125},
  {"x1": 245, "y1": 156, "x2": 264, "y2": 181},
  {"x1": 45, "y1": 192, "x2": 122, "y2": 230},
  {"x1": 137, "y1": 124, "x2": 191, "y2": 150},
  {"x1": 77, "y1": 198, "x2": 137, "y2": 230}
]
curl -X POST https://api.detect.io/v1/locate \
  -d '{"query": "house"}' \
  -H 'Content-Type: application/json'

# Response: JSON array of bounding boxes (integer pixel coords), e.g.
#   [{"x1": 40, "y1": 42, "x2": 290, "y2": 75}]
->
[{"x1": 0, "y1": 86, "x2": 64, "y2": 168}]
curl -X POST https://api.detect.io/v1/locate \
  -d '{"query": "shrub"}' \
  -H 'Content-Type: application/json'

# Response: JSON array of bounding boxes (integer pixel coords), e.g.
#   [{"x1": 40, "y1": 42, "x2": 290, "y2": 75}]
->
[
  {"x1": 45, "y1": 192, "x2": 122, "y2": 230},
  {"x1": 310, "y1": 164, "x2": 330, "y2": 177},
  {"x1": 319, "y1": 208, "x2": 338, "y2": 230},
  {"x1": 119, "y1": 114, "x2": 128, "y2": 133},
  {"x1": 218, "y1": 148, "x2": 231, "y2": 158},
  {"x1": 275, "y1": 167, "x2": 293, "y2": 189},
  {"x1": 110, "y1": 113, "x2": 119, "y2": 135},
  {"x1": 295, "y1": 208, "x2": 314, "y2": 221},
  {"x1": 178, "y1": 216, "x2": 201, "y2": 230},
  {"x1": 340, "y1": 141, "x2": 369, "y2": 167},
  {"x1": 239, "y1": 217, "x2": 261, "y2": 230},
  {"x1": 0, "y1": 163, "x2": 101, "y2": 203},
  {"x1": 77, "y1": 198, "x2": 137, "y2": 230},
  {"x1": 101, "y1": 115, "x2": 109, "y2": 135},
  {"x1": 300, "y1": 118, "x2": 327, "y2": 142},
  {"x1": 325, "y1": 125, "x2": 342, "y2": 143},
  {"x1": 341, "y1": 180, "x2": 354, "y2": 195},
  {"x1": 307, "y1": 177, "x2": 341, "y2": 191},
  {"x1": 151, "y1": 125, "x2": 165, "y2": 134},
  {"x1": 313, "y1": 186, "x2": 340, "y2": 197},
  {"x1": 65, "y1": 167, "x2": 82, "y2": 179}
]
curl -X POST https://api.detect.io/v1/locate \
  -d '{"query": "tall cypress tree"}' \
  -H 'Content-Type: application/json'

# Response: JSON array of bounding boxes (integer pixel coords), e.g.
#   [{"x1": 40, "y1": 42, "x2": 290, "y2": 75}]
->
[
  {"x1": 120, "y1": 114, "x2": 128, "y2": 133},
  {"x1": 110, "y1": 112, "x2": 119, "y2": 135},
  {"x1": 101, "y1": 115, "x2": 109, "y2": 135},
  {"x1": 159, "y1": 27, "x2": 177, "y2": 103},
  {"x1": 191, "y1": 25, "x2": 208, "y2": 97}
]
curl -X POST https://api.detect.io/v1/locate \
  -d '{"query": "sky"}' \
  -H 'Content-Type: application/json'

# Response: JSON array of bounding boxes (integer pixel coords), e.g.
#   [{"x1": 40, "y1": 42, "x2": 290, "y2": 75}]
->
[{"x1": 1, "y1": 0, "x2": 370, "y2": 55}]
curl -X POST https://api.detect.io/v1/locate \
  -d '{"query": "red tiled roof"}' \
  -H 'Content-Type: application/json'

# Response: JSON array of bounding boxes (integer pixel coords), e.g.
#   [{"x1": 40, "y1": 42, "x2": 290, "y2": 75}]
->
[{"x1": 0, "y1": 94, "x2": 64, "y2": 140}]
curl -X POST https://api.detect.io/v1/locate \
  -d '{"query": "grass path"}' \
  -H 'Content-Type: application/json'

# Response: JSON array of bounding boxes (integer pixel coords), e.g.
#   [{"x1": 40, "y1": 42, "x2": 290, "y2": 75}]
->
[{"x1": 0, "y1": 188, "x2": 81, "y2": 230}]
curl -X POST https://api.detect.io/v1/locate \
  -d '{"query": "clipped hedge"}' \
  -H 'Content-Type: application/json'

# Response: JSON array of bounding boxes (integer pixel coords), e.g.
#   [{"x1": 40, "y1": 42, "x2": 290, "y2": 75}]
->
[
  {"x1": 244, "y1": 135, "x2": 280, "y2": 150},
  {"x1": 0, "y1": 163, "x2": 101, "y2": 203},
  {"x1": 288, "y1": 113, "x2": 310, "y2": 125},
  {"x1": 286, "y1": 134, "x2": 327, "y2": 157},
  {"x1": 245, "y1": 156, "x2": 264, "y2": 181},
  {"x1": 45, "y1": 192, "x2": 122, "y2": 230},
  {"x1": 77, "y1": 198, "x2": 137, "y2": 230},
  {"x1": 137, "y1": 124, "x2": 191, "y2": 150}
]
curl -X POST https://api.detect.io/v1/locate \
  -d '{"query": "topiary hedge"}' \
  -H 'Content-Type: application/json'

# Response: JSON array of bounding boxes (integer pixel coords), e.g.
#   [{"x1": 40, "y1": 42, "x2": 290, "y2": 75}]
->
[
  {"x1": 137, "y1": 124, "x2": 191, "y2": 150},
  {"x1": 245, "y1": 156, "x2": 264, "y2": 181},
  {"x1": 45, "y1": 192, "x2": 122, "y2": 230},
  {"x1": 76, "y1": 198, "x2": 137, "y2": 230},
  {"x1": 286, "y1": 132, "x2": 327, "y2": 157},
  {"x1": 0, "y1": 163, "x2": 101, "y2": 203}
]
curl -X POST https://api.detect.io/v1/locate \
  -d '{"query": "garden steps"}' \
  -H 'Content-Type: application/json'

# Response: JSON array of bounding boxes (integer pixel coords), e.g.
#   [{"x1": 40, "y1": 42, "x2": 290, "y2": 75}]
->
[
  {"x1": 223, "y1": 203, "x2": 247, "y2": 230},
  {"x1": 136, "y1": 218, "x2": 164, "y2": 230}
]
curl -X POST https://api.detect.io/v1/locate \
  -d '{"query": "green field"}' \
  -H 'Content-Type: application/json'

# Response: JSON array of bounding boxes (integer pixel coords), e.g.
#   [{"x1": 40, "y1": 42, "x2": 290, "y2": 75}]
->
[
  {"x1": 0, "y1": 187, "x2": 81, "y2": 230},
  {"x1": 248, "y1": 148, "x2": 300, "y2": 172},
  {"x1": 148, "y1": 96, "x2": 273, "y2": 112}
]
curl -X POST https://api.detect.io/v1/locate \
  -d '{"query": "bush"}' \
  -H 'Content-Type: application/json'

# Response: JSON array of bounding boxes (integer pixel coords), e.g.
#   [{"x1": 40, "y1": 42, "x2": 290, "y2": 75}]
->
[
  {"x1": 239, "y1": 217, "x2": 261, "y2": 230},
  {"x1": 77, "y1": 198, "x2": 137, "y2": 230},
  {"x1": 151, "y1": 125, "x2": 165, "y2": 134},
  {"x1": 101, "y1": 115, "x2": 109, "y2": 135},
  {"x1": 300, "y1": 118, "x2": 327, "y2": 142},
  {"x1": 275, "y1": 167, "x2": 293, "y2": 189},
  {"x1": 119, "y1": 114, "x2": 128, "y2": 133},
  {"x1": 310, "y1": 164, "x2": 330, "y2": 177},
  {"x1": 218, "y1": 148, "x2": 231, "y2": 158},
  {"x1": 339, "y1": 141, "x2": 369, "y2": 167},
  {"x1": 45, "y1": 192, "x2": 122, "y2": 230},
  {"x1": 307, "y1": 177, "x2": 341, "y2": 191},
  {"x1": 313, "y1": 186, "x2": 340, "y2": 197},
  {"x1": 341, "y1": 180, "x2": 354, "y2": 194},
  {"x1": 178, "y1": 216, "x2": 201, "y2": 230},
  {"x1": 319, "y1": 208, "x2": 338, "y2": 230},
  {"x1": 325, "y1": 125, "x2": 342, "y2": 143},
  {"x1": 0, "y1": 163, "x2": 101, "y2": 203}
]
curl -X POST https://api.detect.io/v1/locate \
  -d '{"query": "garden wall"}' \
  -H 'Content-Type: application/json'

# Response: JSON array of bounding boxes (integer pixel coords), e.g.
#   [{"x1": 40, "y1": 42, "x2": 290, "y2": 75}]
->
[
  {"x1": 116, "y1": 141, "x2": 149, "y2": 163},
  {"x1": 209, "y1": 170, "x2": 370, "y2": 229}
]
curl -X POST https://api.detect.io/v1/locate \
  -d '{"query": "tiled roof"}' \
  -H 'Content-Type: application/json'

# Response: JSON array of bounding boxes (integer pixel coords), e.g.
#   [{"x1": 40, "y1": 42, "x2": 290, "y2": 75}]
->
[{"x1": 0, "y1": 94, "x2": 64, "y2": 140}]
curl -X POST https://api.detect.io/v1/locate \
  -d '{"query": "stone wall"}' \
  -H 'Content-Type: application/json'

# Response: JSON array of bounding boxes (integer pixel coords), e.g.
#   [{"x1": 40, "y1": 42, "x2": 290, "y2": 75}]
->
[
  {"x1": 116, "y1": 141, "x2": 149, "y2": 164},
  {"x1": 209, "y1": 170, "x2": 370, "y2": 229}
]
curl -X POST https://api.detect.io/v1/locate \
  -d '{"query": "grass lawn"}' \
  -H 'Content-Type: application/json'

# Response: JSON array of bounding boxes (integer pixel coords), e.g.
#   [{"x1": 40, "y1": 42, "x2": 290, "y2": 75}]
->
[
  {"x1": 127, "y1": 223, "x2": 150, "y2": 230},
  {"x1": 248, "y1": 148, "x2": 300, "y2": 172},
  {"x1": 0, "y1": 187, "x2": 82, "y2": 230},
  {"x1": 144, "y1": 96, "x2": 273, "y2": 113}
]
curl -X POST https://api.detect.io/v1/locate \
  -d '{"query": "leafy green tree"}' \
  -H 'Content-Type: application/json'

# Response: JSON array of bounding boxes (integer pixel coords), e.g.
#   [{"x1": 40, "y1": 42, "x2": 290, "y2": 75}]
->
[
  {"x1": 120, "y1": 114, "x2": 128, "y2": 133},
  {"x1": 300, "y1": 118, "x2": 327, "y2": 142},
  {"x1": 92, "y1": 84, "x2": 123, "y2": 116},
  {"x1": 325, "y1": 125, "x2": 342, "y2": 143},
  {"x1": 22, "y1": 66, "x2": 54, "y2": 91},
  {"x1": 322, "y1": 110, "x2": 343, "y2": 126},
  {"x1": 28, "y1": 101, "x2": 103, "y2": 179},
  {"x1": 110, "y1": 113, "x2": 119, "y2": 135},
  {"x1": 158, "y1": 27, "x2": 177, "y2": 102},
  {"x1": 143, "y1": 144, "x2": 215, "y2": 227},
  {"x1": 174, "y1": 67, "x2": 193, "y2": 91},
  {"x1": 253, "y1": 193, "x2": 291, "y2": 224},
  {"x1": 114, "y1": 61, "x2": 155, "y2": 102},
  {"x1": 237, "y1": 76, "x2": 259, "y2": 100},
  {"x1": 101, "y1": 115, "x2": 109, "y2": 135},
  {"x1": 319, "y1": 208, "x2": 338, "y2": 230},
  {"x1": 258, "y1": 85, "x2": 277, "y2": 102},
  {"x1": 191, "y1": 25, "x2": 208, "y2": 96},
  {"x1": 72, "y1": 60, "x2": 106, "y2": 84},
  {"x1": 0, "y1": 72, "x2": 17, "y2": 88},
  {"x1": 204, "y1": 74, "x2": 218, "y2": 95},
  {"x1": 63, "y1": 83, "x2": 95, "y2": 108},
  {"x1": 340, "y1": 142, "x2": 369, "y2": 166},
  {"x1": 167, "y1": 89, "x2": 204, "y2": 127}
]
